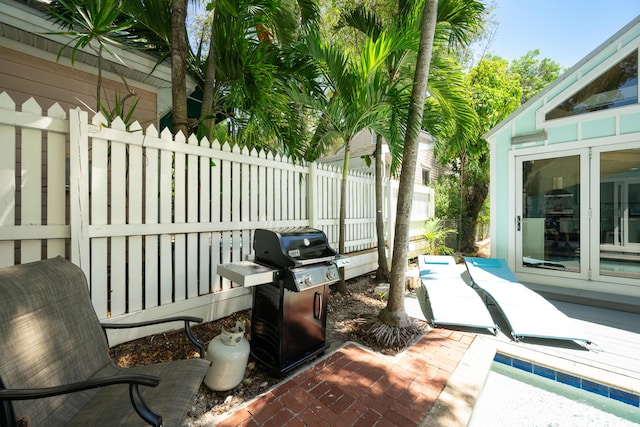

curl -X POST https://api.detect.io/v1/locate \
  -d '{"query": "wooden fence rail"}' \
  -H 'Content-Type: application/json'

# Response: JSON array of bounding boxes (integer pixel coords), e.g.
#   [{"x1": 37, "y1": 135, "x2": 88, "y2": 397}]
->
[{"x1": 0, "y1": 93, "x2": 434, "y2": 344}]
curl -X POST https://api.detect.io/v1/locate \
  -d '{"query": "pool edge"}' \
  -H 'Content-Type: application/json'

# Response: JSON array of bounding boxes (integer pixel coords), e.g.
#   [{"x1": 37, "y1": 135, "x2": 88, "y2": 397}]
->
[{"x1": 420, "y1": 336, "x2": 496, "y2": 427}]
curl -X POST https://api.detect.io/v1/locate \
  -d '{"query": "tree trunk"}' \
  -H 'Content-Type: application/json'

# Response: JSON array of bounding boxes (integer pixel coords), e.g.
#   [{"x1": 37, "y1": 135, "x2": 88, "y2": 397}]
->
[
  {"x1": 336, "y1": 141, "x2": 350, "y2": 294},
  {"x1": 384, "y1": 0, "x2": 438, "y2": 326},
  {"x1": 374, "y1": 134, "x2": 390, "y2": 283},
  {"x1": 171, "y1": 0, "x2": 189, "y2": 136},
  {"x1": 460, "y1": 177, "x2": 489, "y2": 253},
  {"x1": 200, "y1": 12, "x2": 217, "y2": 140}
]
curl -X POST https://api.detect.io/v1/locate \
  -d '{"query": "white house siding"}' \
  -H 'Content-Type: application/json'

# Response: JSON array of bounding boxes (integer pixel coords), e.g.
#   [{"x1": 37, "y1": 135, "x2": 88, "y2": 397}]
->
[{"x1": 486, "y1": 16, "x2": 640, "y2": 303}]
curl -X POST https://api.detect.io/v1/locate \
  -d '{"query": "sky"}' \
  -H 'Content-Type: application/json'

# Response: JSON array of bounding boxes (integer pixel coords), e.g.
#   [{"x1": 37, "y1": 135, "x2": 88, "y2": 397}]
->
[{"x1": 480, "y1": 1, "x2": 640, "y2": 68}]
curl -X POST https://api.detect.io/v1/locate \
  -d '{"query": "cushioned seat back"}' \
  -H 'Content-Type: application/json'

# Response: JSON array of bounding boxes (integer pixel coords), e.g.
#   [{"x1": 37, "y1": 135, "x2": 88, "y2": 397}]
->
[{"x1": 0, "y1": 257, "x2": 112, "y2": 425}]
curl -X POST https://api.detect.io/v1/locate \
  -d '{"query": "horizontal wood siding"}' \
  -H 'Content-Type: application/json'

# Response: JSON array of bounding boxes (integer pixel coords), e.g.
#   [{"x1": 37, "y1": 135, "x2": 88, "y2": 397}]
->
[{"x1": 0, "y1": 45, "x2": 157, "y2": 126}]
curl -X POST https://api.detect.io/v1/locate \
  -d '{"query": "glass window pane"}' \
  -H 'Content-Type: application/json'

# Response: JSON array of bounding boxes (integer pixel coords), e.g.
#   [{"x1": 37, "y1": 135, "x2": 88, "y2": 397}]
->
[
  {"x1": 600, "y1": 149, "x2": 640, "y2": 279},
  {"x1": 546, "y1": 50, "x2": 638, "y2": 120},
  {"x1": 521, "y1": 156, "x2": 580, "y2": 273}
]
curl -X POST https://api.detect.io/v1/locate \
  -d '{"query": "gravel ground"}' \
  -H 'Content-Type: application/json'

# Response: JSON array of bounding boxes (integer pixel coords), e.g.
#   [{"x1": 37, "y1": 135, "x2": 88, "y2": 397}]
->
[{"x1": 110, "y1": 273, "x2": 428, "y2": 425}]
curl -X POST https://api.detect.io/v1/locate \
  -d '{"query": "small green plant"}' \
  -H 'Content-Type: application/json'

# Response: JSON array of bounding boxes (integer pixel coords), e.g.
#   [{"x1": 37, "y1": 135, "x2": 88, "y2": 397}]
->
[{"x1": 423, "y1": 218, "x2": 455, "y2": 255}]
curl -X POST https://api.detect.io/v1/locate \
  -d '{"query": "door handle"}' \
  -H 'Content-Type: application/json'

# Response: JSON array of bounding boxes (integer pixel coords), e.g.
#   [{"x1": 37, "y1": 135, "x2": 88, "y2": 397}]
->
[
  {"x1": 314, "y1": 292, "x2": 322, "y2": 319},
  {"x1": 517, "y1": 215, "x2": 521, "y2": 231}
]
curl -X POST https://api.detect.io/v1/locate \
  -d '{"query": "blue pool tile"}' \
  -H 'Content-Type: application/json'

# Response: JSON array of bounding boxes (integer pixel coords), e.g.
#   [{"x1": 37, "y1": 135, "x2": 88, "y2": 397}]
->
[
  {"x1": 557, "y1": 372, "x2": 581, "y2": 388},
  {"x1": 610, "y1": 388, "x2": 640, "y2": 407},
  {"x1": 581, "y1": 379, "x2": 609, "y2": 397},
  {"x1": 533, "y1": 364, "x2": 556, "y2": 380},
  {"x1": 494, "y1": 353, "x2": 512, "y2": 366},
  {"x1": 512, "y1": 358, "x2": 533, "y2": 373}
]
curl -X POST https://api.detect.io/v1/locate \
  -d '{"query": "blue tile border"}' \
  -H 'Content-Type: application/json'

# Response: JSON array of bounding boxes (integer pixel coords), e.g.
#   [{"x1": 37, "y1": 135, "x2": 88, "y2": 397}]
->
[{"x1": 493, "y1": 353, "x2": 640, "y2": 408}]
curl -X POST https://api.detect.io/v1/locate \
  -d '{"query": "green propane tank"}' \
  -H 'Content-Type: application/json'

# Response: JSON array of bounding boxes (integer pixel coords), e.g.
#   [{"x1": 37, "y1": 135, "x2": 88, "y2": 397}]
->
[{"x1": 204, "y1": 321, "x2": 250, "y2": 391}]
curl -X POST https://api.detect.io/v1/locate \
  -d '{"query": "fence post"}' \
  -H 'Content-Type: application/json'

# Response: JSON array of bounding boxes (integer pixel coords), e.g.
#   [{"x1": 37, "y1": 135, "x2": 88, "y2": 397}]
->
[
  {"x1": 69, "y1": 108, "x2": 90, "y2": 279},
  {"x1": 308, "y1": 162, "x2": 317, "y2": 229}
]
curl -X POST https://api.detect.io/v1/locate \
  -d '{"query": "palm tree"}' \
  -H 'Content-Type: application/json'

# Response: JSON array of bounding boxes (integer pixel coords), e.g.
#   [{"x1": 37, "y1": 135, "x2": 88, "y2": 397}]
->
[
  {"x1": 370, "y1": 0, "x2": 484, "y2": 348},
  {"x1": 293, "y1": 29, "x2": 413, "y2": 292},
  {"x1": 336, "y1": 0, "x2": 481, "y2": 286},
  {"x1": 183, "y1": 0, "x2": 323, "y2": 157},
  {"x1": 367, "y1": 0, "x2": 439, "y2": 348},
  {"x1": 171, "y1": 0, "x2": 189, "y2": 136},
  {"x1": 46, "y1": 0, "x2": 136, "y2": 115},
  {"x1": 122, "y1": 0, "x2": 322, "y2": 152}
]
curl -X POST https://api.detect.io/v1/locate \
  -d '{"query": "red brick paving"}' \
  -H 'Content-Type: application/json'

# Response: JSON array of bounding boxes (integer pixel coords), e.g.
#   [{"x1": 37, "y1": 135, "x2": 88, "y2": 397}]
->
[{"x1": 217, "y1": 328, "x2": 475, "y2": 427}]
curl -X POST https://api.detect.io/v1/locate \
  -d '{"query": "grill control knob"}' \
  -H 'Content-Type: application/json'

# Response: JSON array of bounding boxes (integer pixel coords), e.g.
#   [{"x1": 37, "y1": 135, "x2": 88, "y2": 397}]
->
[
  {"x1": 303, "y1": 275, "x2": 313, "y2": 285},
  {"x1": 326, "y1": 269, "x2": 337, "y2": 281}
]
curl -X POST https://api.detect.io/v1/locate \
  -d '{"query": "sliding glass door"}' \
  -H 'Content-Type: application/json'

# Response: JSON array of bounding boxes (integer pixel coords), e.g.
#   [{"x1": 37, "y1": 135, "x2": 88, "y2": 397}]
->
[
  {"x1": 516, "y1": 146, "x2": 640, "y2": 285},
  {"x1": 516, "y1": 152, "x2": 586, "y2": 277},
  {"x1": 597, "y1": 148, "x2": 640, "y2": 280}
]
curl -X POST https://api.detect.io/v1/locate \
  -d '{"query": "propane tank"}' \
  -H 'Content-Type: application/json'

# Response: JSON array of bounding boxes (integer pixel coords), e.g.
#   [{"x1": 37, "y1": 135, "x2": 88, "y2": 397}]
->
[{"x1": 204, "y1": 321, "x2": 250, "y2": 391}]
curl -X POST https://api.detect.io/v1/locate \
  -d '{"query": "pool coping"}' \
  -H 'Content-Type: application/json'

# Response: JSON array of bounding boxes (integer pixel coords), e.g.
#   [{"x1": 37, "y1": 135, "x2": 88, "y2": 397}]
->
[
  {"x1": 420, "y1": 335, "x2": 495, "y2": 426},
  {"x1": 422, "y1": 333, "x2": 640, "y2": 427}
]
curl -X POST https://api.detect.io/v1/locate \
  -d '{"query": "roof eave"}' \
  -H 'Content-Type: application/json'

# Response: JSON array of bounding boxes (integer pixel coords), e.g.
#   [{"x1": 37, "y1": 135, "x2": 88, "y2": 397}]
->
[{"x1": 484, "y1": 14, "x2": 640, "y2": 142}]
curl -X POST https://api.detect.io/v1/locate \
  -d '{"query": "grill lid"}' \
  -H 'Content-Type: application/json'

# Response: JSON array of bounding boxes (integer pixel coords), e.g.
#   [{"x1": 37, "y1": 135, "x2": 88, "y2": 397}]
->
[{"x1": 253, "y1": 227, "x2": 337, "y2": 268}]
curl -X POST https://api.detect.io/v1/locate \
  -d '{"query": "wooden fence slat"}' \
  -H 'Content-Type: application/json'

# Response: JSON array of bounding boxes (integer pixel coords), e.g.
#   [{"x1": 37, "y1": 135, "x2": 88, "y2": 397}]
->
[
  {"x1": 90, "y1": 114, "x2": 109, "y2": 317},
  {"x1": 127, "y1": 121, "x2": 143, "y2": 312},
  {"x1": 159, "y1": 130, "x2": 173, "y2": 305},
  {"x1": 220, "y1": 157, "x2": 232, "y2": 289},
  {"x1": 46, "y1": 103, "x2": 67, "y2": 258},
  {"x1": 0, "y1": 93, "x2": 16, "y2": 267},
  {"x1": 173, "y1": 133, "x2": 186, "y2": 302},
  {"x1": 110, "y1": 118, "x2": 127, "y2": 316},
  {"x1": 200, "y1": 152, "x2": 212, "y2": 295},
  {"x1": 144, "y1": 128, "x2": 160, "y2": 309},
  {"x1": 20, "y1": 98, "x2": 42, "y2": 263},
  {"x1": 186, "y1": 135, "x2": 199, "y2": 298}
]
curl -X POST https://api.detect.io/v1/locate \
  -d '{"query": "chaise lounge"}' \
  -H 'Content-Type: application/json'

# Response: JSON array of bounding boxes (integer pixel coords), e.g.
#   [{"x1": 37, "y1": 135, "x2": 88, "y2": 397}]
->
[{"x1": 0, "y1": 257, "x2": 210, "y2": 426}]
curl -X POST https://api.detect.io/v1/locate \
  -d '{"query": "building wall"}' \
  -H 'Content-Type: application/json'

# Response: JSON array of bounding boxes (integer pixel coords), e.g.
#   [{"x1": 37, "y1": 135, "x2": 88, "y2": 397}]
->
[
  {"x1": 487, "y1": 17, "x2": 640, "y2": 300},
  {"x1": 0, "y1": 44, "x2": 158, "y2": 126}
]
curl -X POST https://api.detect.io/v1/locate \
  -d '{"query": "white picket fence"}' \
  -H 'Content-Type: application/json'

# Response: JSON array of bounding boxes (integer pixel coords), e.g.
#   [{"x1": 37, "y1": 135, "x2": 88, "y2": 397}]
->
[{"x1": 0, "y1": 93, "x2": 434, "y2": 344}]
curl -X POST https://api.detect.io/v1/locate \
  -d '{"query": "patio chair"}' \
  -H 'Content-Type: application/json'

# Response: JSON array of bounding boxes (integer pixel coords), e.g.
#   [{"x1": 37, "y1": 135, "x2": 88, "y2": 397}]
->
[
  {"x1": 417, "y1": 255, "x2": 497, "y2": 332},
  {"x1": 464, "y1": 257, "x2": 592, "y2": 346},
  {"x1": 0, "y1": 257, "x2": 210, "y2": 427}
]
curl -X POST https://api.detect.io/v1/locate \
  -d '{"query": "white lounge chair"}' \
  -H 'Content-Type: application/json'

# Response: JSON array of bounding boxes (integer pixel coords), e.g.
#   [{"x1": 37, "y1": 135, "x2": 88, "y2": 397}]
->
[
  {"x1": 417, "y1": 255, "x2": 497, "y2": 333},
  {"x1": 464, "y1": 257, "x2": 592, "y2": 346}
]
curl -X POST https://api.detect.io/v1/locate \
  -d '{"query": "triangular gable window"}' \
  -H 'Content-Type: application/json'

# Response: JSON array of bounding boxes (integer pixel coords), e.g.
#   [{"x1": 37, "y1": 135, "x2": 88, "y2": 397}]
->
[{"x1": 546, "y1": 50, "x2": 638, "y2": 120}]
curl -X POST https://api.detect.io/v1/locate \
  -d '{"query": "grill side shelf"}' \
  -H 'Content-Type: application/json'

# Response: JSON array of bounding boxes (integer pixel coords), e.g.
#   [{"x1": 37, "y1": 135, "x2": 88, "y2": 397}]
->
[{"x1": 217, "y1": 261, "x2": 280, "y2": 287}]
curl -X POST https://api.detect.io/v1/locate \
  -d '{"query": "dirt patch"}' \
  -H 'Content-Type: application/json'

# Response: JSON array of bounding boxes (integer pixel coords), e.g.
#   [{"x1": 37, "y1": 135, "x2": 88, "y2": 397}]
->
[{"x1": 110, "y1": 274, "x2": 428, "y2": 425}]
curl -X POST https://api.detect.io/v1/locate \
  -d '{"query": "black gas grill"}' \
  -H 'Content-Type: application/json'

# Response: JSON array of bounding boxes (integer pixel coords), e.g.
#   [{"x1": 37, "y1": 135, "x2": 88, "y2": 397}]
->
[
  {"x1": 216, "y1": 227, "x2": 343, "y2": 375},
  {"x1": 253, "y1": 228, "x2": 340, "y2": 291},
  {"x1": 249, "y1": 228, "x2": 340, "y2": 374}
]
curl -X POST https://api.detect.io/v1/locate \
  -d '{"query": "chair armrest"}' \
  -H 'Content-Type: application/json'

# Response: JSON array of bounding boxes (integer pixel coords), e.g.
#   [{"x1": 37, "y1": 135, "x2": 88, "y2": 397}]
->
[
  {"x1": 101, "y1": 316, "x2": 206, "y2": 358},
  {"x1": 0, "y1": 374, "x2": 160, "y2": 401},
  {"x1": 0, "y1": 374, "x2": 163, "y2": 426}
]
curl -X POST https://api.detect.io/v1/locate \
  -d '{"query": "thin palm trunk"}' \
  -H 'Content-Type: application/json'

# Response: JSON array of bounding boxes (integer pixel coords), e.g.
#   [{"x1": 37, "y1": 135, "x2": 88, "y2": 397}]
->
[
  {"x1": 377, "y1": 0, "x2": 439, "y2": 336},
  {"x1": 171, "y1": 0, "x2": 189, "y2": 136},
  {"x1": 375, "y1": 134, "x2": 390, "y2": 282},
  {"x1": 200, "y1": 14, "x2": 217, "y2": 140},
  {"x1": 337, "y1": 141, "x2": 350, "y2": 293}
]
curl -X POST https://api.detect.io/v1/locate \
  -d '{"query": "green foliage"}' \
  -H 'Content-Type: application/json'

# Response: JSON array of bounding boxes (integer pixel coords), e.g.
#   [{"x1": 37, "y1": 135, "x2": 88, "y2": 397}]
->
[
  {"x1": 97, "y1": 92, "x2": 140, "y2": 126},
  {"x1": 423, "y1": 218, "x2": 455, "y2": 255},
  {"x1": 434, "y1": 173, "x2": 461, "y2": 220},
  {"x1": 46, "y1": 0, "x2": 133, "y2": 64},
  {"x1": 509, "y1": 49, "x2": 563, "y2": 105}
]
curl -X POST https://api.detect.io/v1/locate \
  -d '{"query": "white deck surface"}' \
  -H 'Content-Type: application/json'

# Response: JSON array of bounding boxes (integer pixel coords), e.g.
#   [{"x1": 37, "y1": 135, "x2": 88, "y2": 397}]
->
[{"x1": 405, "y1": 282, "x2": 640, "y2": 395}]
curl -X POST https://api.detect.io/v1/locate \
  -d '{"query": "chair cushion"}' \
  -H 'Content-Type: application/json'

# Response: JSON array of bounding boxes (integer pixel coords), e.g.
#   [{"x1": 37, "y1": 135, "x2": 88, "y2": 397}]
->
[{"x1": 0, "y1": 257, "x2": 113, "y2": 425}]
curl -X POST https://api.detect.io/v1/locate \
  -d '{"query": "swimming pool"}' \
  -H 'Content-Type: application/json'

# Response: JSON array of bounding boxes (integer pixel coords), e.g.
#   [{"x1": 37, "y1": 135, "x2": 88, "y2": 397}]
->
[{"x1": 468, "y1": 355, "x2": 640, "y2": 426}]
